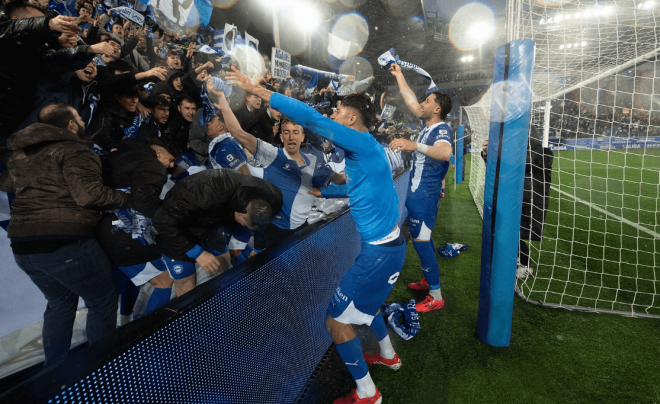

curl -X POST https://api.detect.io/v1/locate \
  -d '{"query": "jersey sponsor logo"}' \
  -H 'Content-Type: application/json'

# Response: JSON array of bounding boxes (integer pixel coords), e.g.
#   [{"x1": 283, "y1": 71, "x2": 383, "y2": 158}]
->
[
  {"x1": 410, "y1": 218, "x2": 420, "y2": 224},
  {"x1": 439, "y1": 130, "x2": 448, "y2": 134},
  {"x1": 388, "y1": 272, "x2": 400, "y2": 284},
  {"x1": 172, "y1": 264, "x2": 184, "y2": 274},
  {"x1": 335, "y1": 287, "x2": 349, "y2": 302}
]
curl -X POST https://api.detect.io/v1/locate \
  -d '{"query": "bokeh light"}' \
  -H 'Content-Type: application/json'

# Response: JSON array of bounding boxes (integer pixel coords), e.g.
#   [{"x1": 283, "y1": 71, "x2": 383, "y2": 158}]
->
[
  {"x1": 279, "y1": 24, "x2": 308, "y2": 55},
  {"x1": 331, "y1": 12, "x2": 369, "y2": 57},
  {"x1": 211, "y1": 0, "x2": 237, "y2": 9},
  {"x1": 338, "y1": 56, "x2": 374, "y2": 86},
  {"x1": 486, "y1": 80, "x2": 533, "y2": 122},
  {"x1": 448, "y1": 2, "x2": 495, "y2": 51},
  {"x1": 231, "y1": 44, "x2": 266, "y2": 83}
]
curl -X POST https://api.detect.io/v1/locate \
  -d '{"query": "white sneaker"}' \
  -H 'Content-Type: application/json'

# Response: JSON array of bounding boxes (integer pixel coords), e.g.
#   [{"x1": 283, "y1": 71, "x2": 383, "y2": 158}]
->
[{"x1": 516, "y1": 266, "x2": 533, "y2": 280}]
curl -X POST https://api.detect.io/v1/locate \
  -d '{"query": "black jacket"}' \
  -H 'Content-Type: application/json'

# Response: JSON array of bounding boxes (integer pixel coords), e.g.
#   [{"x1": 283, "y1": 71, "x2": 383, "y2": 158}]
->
[
  {"x1": 162, "y1": 112, "x2": 191, "y2": 154},
  {"x1": 520, "y1": 139, "x2": 553, "y2": 241},
  {"x1": 89, "y1": 100, "x2": 137, "y2": 152},
  {"x1": 98, "y1": 142, "x2": 168, "y2": 266},
  {"x1": 153, "y1": 169, "x2": 283, "y2": 261},
  {"x1": 1, "y1": 17, "x2": 92, "y2": 145}
]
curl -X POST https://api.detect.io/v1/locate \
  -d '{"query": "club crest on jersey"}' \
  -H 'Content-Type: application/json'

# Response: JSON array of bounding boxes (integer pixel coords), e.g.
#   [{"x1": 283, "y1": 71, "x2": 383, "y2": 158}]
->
[
  {"x1": 172, "y1": 264, "x2": 184, "y2": 274},
  {"x1": 283, "y1": 163, "x2": 291, "y2": 170}
]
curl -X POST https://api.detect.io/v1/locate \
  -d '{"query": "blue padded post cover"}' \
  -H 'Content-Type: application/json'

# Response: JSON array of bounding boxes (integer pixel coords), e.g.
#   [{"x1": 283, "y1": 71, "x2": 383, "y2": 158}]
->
[
  {"x1": 476, "y1": 39, "x2": 535, "y2": 347},
  {"x1": 455, "y1": 125, "x2": 464, "y2": 184}
]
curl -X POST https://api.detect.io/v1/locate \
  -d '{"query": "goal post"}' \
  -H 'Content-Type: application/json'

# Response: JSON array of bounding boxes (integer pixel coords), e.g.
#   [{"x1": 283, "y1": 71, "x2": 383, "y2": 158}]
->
[{"x1": 467, "y1": 0, "x2": 660, "y2": 318}]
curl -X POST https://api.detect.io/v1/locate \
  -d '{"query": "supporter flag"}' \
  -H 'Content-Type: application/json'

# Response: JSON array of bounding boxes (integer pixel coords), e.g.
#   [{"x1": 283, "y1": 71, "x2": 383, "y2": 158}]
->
[
  {"x1": 327, "y1": 32, "x2": 351, "y2": 72},
  {"x1": 304, "y1": 74, "x2": 318, "y2": 98},
  {"x1": 245, "y1": 32, "x2": 259, "y2": 52},
  {"x1": 223, "y1": 23, "x2": 237, "y2": 54}
]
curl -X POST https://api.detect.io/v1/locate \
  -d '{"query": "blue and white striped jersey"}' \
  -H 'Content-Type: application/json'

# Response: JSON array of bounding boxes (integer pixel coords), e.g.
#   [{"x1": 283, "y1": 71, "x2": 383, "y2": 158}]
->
[
  {"x1": 253, "y1": 140, "x2": 335, "y2": 230},
  {"x1": 410, "y1": 121, "x2": 453, "y2": 193}
]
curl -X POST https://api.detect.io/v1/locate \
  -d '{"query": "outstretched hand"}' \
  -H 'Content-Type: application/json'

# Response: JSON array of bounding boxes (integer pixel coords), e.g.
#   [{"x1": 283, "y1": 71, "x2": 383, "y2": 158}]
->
[
  {"x1": 225, "y1": 66, "x2": 257, "y2": 93},
  {"x1": 49, "y1": 15, "x2": 80, "y2": 35}
]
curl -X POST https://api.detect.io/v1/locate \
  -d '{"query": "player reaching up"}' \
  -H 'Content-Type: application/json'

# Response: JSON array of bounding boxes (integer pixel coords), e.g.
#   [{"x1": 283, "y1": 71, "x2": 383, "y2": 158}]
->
[
  {"x1": 388, "y1": 63, "x2": 454, "y2": 313},
  {"x1": 228, "y1": 67, "x2": 406, "y2": 404}
]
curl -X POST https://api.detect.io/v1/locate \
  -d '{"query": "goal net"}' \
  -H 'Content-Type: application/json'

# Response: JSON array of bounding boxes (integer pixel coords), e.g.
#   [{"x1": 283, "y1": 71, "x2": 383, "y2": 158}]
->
[{"x1": 465, "y1": 0, "x2": 660, "y2": 317}]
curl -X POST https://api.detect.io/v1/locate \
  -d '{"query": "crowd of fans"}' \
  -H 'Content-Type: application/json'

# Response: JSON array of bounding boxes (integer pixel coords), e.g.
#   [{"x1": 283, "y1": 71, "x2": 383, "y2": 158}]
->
[
  {"x1": 0, "y1": 0, "x2": 428, "y2": 371},
  {"x1": 544, "y1": 99, "x2": 660, "y2": 139}
]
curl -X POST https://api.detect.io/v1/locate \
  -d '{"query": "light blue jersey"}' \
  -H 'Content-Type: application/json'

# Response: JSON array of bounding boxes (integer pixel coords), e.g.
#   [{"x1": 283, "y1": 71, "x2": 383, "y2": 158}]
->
[
  {"x1": 410, "y1": 121, "x2": 453, "y2": 193},
  {"x1": 253, "y1": 139, "x2": 334, "y2": 230},
  {"x1": 270, "y1": 93, "x2": 399, "y2": 243}
]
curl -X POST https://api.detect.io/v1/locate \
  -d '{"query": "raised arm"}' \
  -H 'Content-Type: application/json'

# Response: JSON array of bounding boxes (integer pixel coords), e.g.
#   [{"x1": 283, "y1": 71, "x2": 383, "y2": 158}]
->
[
  {"x1": 212, "y1": 87, "x2": 258, "y2": 154},
  {"x1": 389, "y1": 64, "x2": 423, "y2": 118}
]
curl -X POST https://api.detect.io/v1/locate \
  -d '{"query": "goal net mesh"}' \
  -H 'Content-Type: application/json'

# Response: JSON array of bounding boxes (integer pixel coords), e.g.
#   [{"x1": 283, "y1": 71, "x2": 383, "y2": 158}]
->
[{"x1": 465, "y1": 0, "x2": 660, "y2": 317}]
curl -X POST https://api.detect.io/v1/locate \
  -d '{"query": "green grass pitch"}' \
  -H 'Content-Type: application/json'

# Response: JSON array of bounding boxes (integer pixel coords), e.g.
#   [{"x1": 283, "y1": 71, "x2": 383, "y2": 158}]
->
[
  {"x1": 518, "y1": 148, "x2": 660, "y2": 315},
  {"x1": 364, "y1": 158, "x2": 660, "y2": 403}
]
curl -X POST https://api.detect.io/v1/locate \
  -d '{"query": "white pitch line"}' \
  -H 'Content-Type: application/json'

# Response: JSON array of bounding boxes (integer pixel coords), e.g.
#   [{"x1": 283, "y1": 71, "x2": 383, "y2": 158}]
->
[{"x1": 550, "y1": 185, "x2": 660, "y2": 239}]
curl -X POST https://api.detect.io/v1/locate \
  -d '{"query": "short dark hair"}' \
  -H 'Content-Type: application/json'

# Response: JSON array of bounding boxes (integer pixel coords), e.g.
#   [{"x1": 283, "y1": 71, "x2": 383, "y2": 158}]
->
[
  {"x1": 107, "y1": 59, "x2": 137, "y2": 75},
  {"x1": 150, "y1": 137, "x2": 181, "y2": 160},
  {"x1": 280, "y1": 117, "x2": 302, "y2": 131},
  {"x1": 112, "y1": 21, "x2": 123, "y2": 28},
  {"x1": 431, "y1": 91, "x2": 452, "y2": 120},
  {"x1": 114, "y1": 85, "x2": 140, "y2": 99},
  {"x1": 38, "y1": 103, "x2": 76, "y2": 129},
  {"x1": 177, "y1": 95, "x2": 196, "y2": 107},
  {"x1": 341, "y1": 93, "x2": 376, "y2": 128},
  {"x1": 146, "y1": 94, "x2": 170, "y2": 110},
  {"x1": 166, "y1": 49, "x2": 180, "y2": 58},
  {"x1": 247, "y1": 199, "x2": 273, "y2": 229},
  {"x1": 5, "y1": 3, "x2": 46, "y2": 19},
  {"x1": 214, "y1": 110, "x2": 225, "y2": 123}
]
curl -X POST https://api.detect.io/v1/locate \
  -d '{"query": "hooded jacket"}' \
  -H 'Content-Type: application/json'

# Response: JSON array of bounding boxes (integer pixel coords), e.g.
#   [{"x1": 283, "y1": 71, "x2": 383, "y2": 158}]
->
[{"x1": 6, "y1": 123, "x2": 128, "y2": 239}]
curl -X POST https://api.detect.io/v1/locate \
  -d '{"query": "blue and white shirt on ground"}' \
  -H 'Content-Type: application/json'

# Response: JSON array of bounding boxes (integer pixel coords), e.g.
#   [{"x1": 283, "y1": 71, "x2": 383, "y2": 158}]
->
[
  {"x1": 410, "y1": 121, "x2": 453, "y2": 193},
  {"x1": 208, "y1": 133, "x2": 248, "y2": 170},
  {"x1": 253, "y1": 139, "x2": 335, "y2": 230}
]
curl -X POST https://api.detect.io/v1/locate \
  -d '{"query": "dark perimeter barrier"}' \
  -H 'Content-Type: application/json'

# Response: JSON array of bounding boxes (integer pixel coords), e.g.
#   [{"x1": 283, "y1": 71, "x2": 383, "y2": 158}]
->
[{"x1": 0, "y1": 169, "x2": 410, "y2": 404}]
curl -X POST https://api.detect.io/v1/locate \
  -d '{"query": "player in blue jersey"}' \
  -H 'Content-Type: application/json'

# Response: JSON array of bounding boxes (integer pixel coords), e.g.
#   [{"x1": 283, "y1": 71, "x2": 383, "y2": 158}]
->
[
  {"x1": 228, "y1": 68, "x2": 406, "y2": 404},
  {"x1": 388, "y1": 63, "x2": 454, "y2": 313},
  {"x1": 212, "y1": 89, "x2": 346, "y2": 250}
]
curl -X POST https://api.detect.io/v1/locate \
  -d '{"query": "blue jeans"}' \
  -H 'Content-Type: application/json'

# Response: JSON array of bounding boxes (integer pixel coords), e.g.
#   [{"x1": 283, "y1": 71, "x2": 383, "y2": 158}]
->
[{"x1": 14, "y1": 239, "x2": 119, "y2": 368}]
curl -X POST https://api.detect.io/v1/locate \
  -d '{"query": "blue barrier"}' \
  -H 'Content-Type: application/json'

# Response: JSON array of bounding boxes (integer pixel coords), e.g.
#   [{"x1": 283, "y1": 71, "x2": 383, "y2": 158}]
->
[{"x1": 1, "y1": 169, "x2": 412, "y2": 404}]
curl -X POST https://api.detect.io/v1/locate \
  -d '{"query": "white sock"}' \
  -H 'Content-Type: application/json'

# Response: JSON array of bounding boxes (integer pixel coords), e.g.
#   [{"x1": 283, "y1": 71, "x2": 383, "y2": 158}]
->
[
  {"x1": 429, "y1": 288, "x2": 443, "y2": 301},
  {"x1": 378, "y1": 335, "x2": 396, "y2": 359},
  {"x1": 355, "y1": 372, "x2": 377, "y2": 399}
]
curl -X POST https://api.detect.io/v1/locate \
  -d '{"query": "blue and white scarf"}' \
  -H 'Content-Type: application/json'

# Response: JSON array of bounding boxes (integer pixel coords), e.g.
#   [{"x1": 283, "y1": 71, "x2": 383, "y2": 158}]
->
[
  {"x1": 110, "y1": 7, "x2": 145, "y2": 25},
  {"x1": 123, "y1": 113, "x2": 146, "y2": 139},
  {"x1": 378, "y1": 48, "x2": 438, "y2": 96},
  {"x1": 110, "y1": 188, "x2": 158, "y2": 246},
  {"x1": 382, "y1": 300, "x2": 421, "y2": 340}
]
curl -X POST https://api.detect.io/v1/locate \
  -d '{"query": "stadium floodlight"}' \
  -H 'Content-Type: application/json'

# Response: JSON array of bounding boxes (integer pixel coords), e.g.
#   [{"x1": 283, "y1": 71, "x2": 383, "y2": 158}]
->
[
  {"x1": 292, "y1": 3, "x2": 320, "y2": 32},
  {"x1": 566, "y1": 43, "x2": 572, "y2": 48},
  {"x1": 581, "y1": 41, "x2": 587, "y2": 46},
  {"x1": 559, "y1": 44, "x2": 564, "y2": 49}
]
